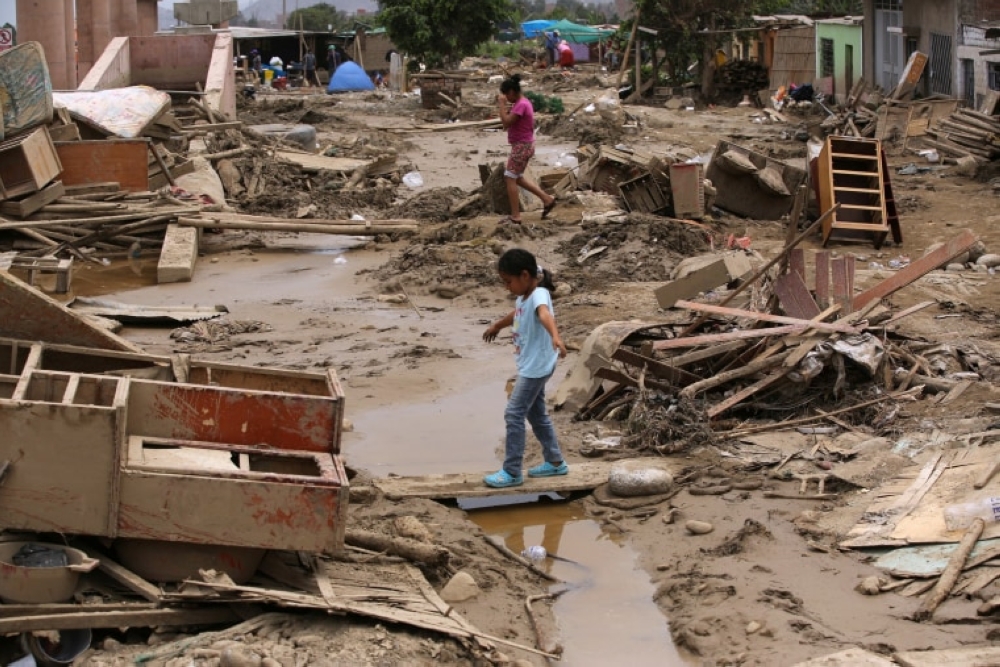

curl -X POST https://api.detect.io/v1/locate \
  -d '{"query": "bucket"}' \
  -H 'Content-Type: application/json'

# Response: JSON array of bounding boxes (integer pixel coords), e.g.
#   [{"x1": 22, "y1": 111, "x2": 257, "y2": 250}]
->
[
  {"x1": 0, "y1": 542, "x2": 99, "y2": 604},
  {"x1": 21, "y1": 629, "x2": 92, "y2": 666},
  {"x1": 263, "y1": 69, "x2": 274, "y2": 87}
]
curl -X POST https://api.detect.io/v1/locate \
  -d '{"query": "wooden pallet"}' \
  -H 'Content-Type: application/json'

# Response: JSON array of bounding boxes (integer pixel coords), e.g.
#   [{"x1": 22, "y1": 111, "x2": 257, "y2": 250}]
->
[{"x1": 618, "y1": 172, "x2": 668, "y2": 214}]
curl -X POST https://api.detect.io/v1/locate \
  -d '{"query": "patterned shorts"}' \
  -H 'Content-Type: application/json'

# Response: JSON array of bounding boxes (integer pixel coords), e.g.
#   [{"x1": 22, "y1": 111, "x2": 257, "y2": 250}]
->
[{"x1": 505, "y1": 142, "x2": 535, "y2": 178}]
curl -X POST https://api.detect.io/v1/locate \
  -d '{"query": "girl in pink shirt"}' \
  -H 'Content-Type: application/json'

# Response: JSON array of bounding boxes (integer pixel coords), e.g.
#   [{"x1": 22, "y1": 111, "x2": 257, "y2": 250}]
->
[{"x1": 497, "y1": 75, "x2": 557, "y2": 224}]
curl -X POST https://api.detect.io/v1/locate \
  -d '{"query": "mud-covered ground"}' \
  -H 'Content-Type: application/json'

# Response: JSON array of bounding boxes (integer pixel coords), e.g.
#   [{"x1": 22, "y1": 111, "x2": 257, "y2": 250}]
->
[{"x1": 36, "y1": 70, "x2": 1000, "y2": 667}]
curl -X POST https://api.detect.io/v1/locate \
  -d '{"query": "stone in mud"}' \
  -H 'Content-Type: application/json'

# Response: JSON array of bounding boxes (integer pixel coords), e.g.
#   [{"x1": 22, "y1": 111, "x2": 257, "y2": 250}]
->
[
  {"x1": 856, "y1": 575, "x2": 884, "y2": 595},
  {"x1": 394, "y1": 515, "x2": 434, "y2": 543},
  {"x1": 440, "y1": 570, "x2": 480, "y2": 602},
  {"x1": 745, "y1": 621, "x2": 762, "y2": 635},
  {"x1": 609, "y1": 460, "x2": 673, "y2": 497},
  {"x1": 553, "y1": 282, "x2": 573, "y2": 298},
  {"x1": 976, "y1": 253, "x2": 1000, "y2": 268},
  {"x1": 434, "y1": 285, "x2": 464, "y2": 299},
  {"x1": 220, "y1": 647, "x2": 262, "y2": 667},
  {"x1": 685, "y1": 520, "x2": 714, "y2": 535}
]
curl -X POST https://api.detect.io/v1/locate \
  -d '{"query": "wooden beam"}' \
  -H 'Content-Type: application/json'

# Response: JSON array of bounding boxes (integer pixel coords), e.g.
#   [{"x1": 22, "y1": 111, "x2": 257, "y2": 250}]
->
[
  {"x1": 707, "y1": 370, "x2": 788, "y2": 419},
  {"x1": 853, "y1": 229, "x2": 978, "y2": 310},
  {"x1": 771, "y1": 271, "x2": 821, "y2": 320},
  {"x1": 95, "y1": 553, "x2": 163, "y2": 602},
  {"x1": 653, "y1": 325, "x2": 807, "y2": 350},
  {"x1": 611, "y1": 347, "x2": 701, "y2": 385},
  {"x1": 0, "y1": 607, "x2": 238, "y2": 633},
  {"x1": 666, "y1": 340, "x2": 747, "y2": 367},
  {"x1": 673, "y1": 300, "x2": 857, "y2": 334}
]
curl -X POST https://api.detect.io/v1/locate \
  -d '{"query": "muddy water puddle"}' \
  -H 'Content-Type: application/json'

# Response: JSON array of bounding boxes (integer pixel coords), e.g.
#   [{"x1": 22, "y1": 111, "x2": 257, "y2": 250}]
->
[{"x1": 471, "y1": 502, "x2": 688, "y2": 667}]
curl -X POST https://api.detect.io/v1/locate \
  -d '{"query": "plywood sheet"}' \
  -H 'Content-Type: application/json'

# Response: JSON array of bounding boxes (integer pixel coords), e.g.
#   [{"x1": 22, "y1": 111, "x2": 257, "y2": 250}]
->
[
  {"x1": 895, "y1": 646, "x2": 1000, "y2": 667},
  {"x1": 55, "y1": 140, "x2": 150, "y2": 192}
]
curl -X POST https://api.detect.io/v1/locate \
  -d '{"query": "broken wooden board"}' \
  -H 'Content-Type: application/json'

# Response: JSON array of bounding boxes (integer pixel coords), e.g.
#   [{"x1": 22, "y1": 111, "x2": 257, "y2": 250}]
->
[
  {"x1": 872, "y1": 538, "x2": 1000, "y2": 578},
  {"x1": 54, "y1": 140, "x2": 150, "y2": 192},
  {"x1": 0, "y1": 271, "x2": 141, "y2": 352},
  {"x1": 0, "y1": 606, "x2": 237, "y2": 633},
  {"x1": 792, "y1": 647, "x2": 897, "y2": 667},
  {"x1": 773, "y1": 271, "x2": 821, "y2": 320},
  {"x1": 70, "y1": 298, "x2": 227, "y2": 325},
  {"x1": 374, "y1": 458, "x2": 673, "y2": 500},
  {"x1": 654, "y1": 252, "x2": 753, "y2": 309},
  {"x1": 852, "y1": 229, "x2": 977, "y2": 310},
  {"x1": 895, "y1": 645, "x2": 1000, "y2": 667},
  {"x1": 842, "y1": 446, "x2": 1000, "y2": 548},
  {"x1": 0, "y1": 180, "x2": 66, "y2": 218}
]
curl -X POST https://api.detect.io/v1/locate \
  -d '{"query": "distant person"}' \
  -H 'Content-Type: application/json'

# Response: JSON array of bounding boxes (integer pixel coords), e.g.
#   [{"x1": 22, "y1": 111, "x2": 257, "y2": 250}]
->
[
  {"x1": 495, "y1": 74, "x2": 557, "y2": 225},
  {"x1": 481, "y1": 248, "x2": 568, "y2": 489},
  {"x1": 544, "y1": 30, "x2": 559, "y2": 67},
  {"x1": 303, "y1": 48, "x2": 320, "y2": 87},
  {"x1": 557, "y1": 40, "x2": 574, "y2": 69},
  {"x1": 250, "y1": 49, "x2": 262, "y2": 83}
]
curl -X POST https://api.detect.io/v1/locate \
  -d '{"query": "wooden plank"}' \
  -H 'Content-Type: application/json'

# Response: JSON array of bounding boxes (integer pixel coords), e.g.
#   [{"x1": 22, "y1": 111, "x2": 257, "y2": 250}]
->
[
  {"x1": 54, "y1": 140, "x2": 150, "y2": 192},
  {"x1": 831, "y1": 257, "x2": 850, "y2": 312},
  {"x1": 611, "y1": 347, "x2": 701, "y2": 386},
  {"x1": 788, "y1": 248, "x2": 805, "y2": 282},
  {"x1": 654, "y1": 257, "x2": 738, "y2": 309},
  {"x1": 878, "y1": 301, "x2": 936, "y2": 327},
  {"x1": 673, "y1": 300, "x2": 854, "y2": 334},
  {"x1": 47, "y1": 122, "x2": 81, "y2": 142},
  {"x1": 373, "y1": 459, "x2": 672, "y2": 500},
  {"x1": 667, "y1": 340, "x2": 747, "y2": 367},
  {"x1": 0, "y1": 606, "x2": 238, "y2": 633},
  {"x1": 0, "y1": 602, "x2": 158, "y2": 617},
  {"x1": 793, "y1": 648, "x2": 897, "y2": 666},
  {"x1": 652, "y1": 325, "x2": 806, "y2": 350},
  {"x1": 0, "y1": 180, "x2": 66, "y2": 218},
  {"x1": 895, "y1": 646, "x2": 1000, "y2": 667},
  {"x1": 95, "y1": 553, "x2": 162, "y2": 602},
  {"x1": 771, "y1": 271, "x2": 821, "y2": 320},
  {"x1": 852, "y1": 229, "x2": 978, "y2": 310},
  {"x1": 707, "y1": 369, "x2": 788, "y2": 419}
]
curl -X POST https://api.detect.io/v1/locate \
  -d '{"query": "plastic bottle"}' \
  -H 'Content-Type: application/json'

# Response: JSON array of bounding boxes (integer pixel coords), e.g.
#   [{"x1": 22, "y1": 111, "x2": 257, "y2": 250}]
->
[
  {"x1": 520, "y1": 546, "x2": 547, "y2": 562},
  {"x1": 943, "y1": 497, "x2": 1000, "y2": 531}
]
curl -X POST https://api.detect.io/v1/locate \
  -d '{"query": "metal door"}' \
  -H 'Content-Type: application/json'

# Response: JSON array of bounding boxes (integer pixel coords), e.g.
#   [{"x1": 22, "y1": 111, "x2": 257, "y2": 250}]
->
[
  {"x1": 874, "y1": 2, "x2": 904, "y2": 91},
  {"x1": 961, "y1": 59, "x2": 975, "y2": 107},
  {"x1": 929, "y1": 32, "x2": 953, "y2": 96}
]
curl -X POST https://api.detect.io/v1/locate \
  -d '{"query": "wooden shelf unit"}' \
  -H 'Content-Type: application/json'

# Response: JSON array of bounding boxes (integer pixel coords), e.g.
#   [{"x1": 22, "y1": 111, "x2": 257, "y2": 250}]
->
[{"x1": 817, "y1": 136, "x2": 891, "y2": 248}]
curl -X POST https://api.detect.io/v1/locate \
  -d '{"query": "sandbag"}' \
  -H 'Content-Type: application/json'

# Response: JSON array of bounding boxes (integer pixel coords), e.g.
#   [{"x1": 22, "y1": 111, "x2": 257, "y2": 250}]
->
[
  {"x1": 756, "y1": 164, "x2": 791, "y2": 197},
  {"x1": 608, "y1": 460, "x2": 674, "y2": 497},
  {"x1": 714, "y1": 149, "x2": 757, "y2": 176}
]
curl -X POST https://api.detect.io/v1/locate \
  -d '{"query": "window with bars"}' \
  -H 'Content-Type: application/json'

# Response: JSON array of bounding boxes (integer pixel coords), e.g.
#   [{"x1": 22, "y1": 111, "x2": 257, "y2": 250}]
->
[
  {"x1": 820, "y1": 38, "x2": 835, "y2": 78},
  {"x1": 991, "y1": 63, "x2": 1000, "y2": 92}
]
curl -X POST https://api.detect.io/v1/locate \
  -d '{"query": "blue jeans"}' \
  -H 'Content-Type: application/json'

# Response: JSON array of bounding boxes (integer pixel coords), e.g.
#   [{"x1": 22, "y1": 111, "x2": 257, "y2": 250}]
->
[{"x1": 504, "y1": 374, "x2": 563, "y2": 478}]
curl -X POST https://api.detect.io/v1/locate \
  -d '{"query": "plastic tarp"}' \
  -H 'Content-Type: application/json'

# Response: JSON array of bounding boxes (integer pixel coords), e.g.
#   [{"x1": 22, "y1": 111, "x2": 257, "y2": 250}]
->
[
  {"x1": 0, "y1": 41, "x2": 54, "y2": 140},
  {"x1": 52, "y1": 86, "x2": 171, "y2": 138},
  {"x1": 327, "y1": 61, "x2": 374, "y2": 93},
  {"x1": 548, "y1": 19, "x2": 615, "y2": 44},
  {"x1": 521, "y1": 20, "x2": 556, "y2": 38}
]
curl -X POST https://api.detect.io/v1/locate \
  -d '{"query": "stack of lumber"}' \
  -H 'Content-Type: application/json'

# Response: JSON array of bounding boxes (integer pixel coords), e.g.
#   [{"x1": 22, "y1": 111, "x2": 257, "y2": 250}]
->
[
  {"x1": 573, "y1": 212, "x2": 981, "y2": 452},
  {"x1": 925, "y1": 108, "x2": 1000, "y2": 162},
  {"x1": 716, "y1": 60, "x2": 769, "y2": 93}
]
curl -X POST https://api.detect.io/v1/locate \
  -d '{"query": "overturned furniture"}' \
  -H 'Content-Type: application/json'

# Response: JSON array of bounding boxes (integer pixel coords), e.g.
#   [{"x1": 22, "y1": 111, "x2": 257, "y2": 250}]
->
[
  {"x1": 705, "y1": 140, "x2": 806, "y2": 220},
  {"x1": 0, "y1": 338, "x2": 348, "y2": 554}
]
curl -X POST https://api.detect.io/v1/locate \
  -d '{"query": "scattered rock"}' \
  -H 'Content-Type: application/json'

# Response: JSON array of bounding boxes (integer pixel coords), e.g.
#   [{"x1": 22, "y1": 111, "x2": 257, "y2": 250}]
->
[
  {"x1": 955, "y1": 155, "x2": 979, "y2": 177},
  {"x1": 946, "y1": 263, "x2": 965, "y2": 272},
  {"x1": 553, "y1": 282, "x2": 573, "y2": 298},
  {"x1": 102, "y1": 637, "x2": 122, "y2": 651},
  {"x1": 687, "y1": 620, "x2": 712, "y2": 636},
  {"x1": 976, "y1": 253, "x2": 1000, "y2": 268},
  {"x1": 394, "y1": 515, "x2": 434, "y2": 543},
  {"x1": 685, "y1": 520, "x2": 714, "y2": 535},
  {"x1": 440, "y1": 570, "x2": 480, "y2": 602},
  {"x1": 377, "y1": 293, "x2": 408, "y2": 304},
  {"x1": 220, "y1": 647, "x2": 262, "y2": 667},
  {"x1": 342, "y1": 418, "x2": 354, "y2": 432},
  {"x1": 746, "y1": 621, "x2": 762, "y2": 635},
  {"x1": 856, "y1": 575, "x2": 885, "y2": 595},
  {"x1": 968, "y1": 240, "x2": 988, "y2": 262},
  {"x1": 609, "y1": 460, "x2": 673, "y2": 497}
]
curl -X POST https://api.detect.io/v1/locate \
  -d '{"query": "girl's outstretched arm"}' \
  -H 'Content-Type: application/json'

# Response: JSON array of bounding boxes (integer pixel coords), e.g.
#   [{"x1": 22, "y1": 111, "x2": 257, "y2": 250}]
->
[
  {"x1": 483, "y1": 310, "x2": 515, "y2": 342},
  {"x1": 536, "y1": 304, "x2": 567, "y2": 358}
]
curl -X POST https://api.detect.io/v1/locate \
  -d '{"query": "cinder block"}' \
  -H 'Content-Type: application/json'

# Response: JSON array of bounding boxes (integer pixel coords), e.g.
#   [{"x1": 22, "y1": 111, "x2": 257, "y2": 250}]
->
[{"x1": 157, "y1": 224, "x2": 199, "y2": 284}]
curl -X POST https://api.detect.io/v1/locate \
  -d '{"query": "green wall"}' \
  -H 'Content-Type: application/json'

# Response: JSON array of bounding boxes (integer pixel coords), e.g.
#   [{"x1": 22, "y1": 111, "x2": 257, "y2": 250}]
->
[{"x1": 815, "y1": 22, "x2": 863, "y2": 102}]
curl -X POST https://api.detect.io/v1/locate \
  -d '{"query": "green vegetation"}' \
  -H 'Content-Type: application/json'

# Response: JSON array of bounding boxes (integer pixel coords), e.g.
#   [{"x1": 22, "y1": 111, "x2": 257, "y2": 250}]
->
[
  {"x1": 477, "y1": 41, "x2": 523, "y2": 60},
  {"x1": 524, "y1": 91, "x2": 565, "y2": 114},
  {"x1": 284, "y1": 3, "x2": 350, "y2": 31}
]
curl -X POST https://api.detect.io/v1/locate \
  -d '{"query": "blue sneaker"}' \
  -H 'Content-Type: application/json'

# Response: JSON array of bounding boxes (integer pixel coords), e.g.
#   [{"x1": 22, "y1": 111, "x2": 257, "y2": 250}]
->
[
  {"x1": 484, "y1": 470, "x2": 523, "y2": 488},
  {"x1": 527, "y1": 461, "x2": 569, "y2": 478}
]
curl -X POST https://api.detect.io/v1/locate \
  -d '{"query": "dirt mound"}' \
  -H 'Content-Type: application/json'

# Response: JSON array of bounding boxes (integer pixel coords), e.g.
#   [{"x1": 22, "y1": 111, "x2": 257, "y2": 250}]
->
[
  {"x1": 538, "y1": 111, "x2": 626, "y2": 145},
  {"x1": 387, "y1": 187, "x2": 467, "y2": 222},
  {"x1": 370, "y1": 241, "x2": 501, "y2": 295},
  {"x1": 556, "y1": 214, "x2": 712, "y2": 288}
]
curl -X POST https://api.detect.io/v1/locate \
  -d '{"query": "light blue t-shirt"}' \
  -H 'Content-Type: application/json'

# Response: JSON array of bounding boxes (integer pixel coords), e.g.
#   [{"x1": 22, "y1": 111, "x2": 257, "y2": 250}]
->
[{"x1": 512, "y1": 287, "x2": 558, "y2": 379}]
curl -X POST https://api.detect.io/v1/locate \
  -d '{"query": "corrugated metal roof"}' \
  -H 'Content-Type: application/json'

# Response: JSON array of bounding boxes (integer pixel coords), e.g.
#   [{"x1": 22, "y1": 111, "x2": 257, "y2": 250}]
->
[{"x1": 815, "y1": 16, "x2": 863, "y2": 26}]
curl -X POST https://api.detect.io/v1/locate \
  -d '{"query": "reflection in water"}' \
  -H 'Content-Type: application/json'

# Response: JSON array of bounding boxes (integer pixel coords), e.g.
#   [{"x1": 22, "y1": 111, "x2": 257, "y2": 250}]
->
[{"x1": 471, "y1": 502, "x2": 688, "y2": 667}]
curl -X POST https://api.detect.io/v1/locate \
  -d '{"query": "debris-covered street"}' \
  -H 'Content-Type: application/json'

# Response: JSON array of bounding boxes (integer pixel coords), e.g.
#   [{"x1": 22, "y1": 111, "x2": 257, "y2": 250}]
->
[{"x1": 4, "y1": 4, "x2": 1000, "y2": 667}]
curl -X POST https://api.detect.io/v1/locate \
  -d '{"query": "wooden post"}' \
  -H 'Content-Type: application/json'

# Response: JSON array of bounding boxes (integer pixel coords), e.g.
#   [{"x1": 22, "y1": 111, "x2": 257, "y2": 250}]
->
[
  {"x1": 616, "y1": 8, "x2": 640, "y2": 89},
  {"x1": 635, "y1": 35, "x2": 641, "y2": 99}
]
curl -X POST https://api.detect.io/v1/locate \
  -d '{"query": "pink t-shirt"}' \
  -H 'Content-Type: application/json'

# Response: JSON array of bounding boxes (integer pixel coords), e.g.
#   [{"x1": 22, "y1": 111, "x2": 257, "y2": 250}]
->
[{"x1": 507, "y1": 96, "x2": 535, "y2": 144}]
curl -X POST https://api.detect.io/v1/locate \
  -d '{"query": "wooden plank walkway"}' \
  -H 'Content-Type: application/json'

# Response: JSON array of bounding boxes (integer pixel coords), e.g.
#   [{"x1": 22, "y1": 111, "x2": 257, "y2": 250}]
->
[{"x1": 373, "y1": 459, "x2": 671, "y2": 500}]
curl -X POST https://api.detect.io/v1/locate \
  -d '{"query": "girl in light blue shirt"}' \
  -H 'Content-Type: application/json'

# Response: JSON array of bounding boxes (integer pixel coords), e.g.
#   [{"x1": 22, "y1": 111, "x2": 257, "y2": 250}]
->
[{"x1": 482, "y1": 249, "x2": 568, "y2": 488}]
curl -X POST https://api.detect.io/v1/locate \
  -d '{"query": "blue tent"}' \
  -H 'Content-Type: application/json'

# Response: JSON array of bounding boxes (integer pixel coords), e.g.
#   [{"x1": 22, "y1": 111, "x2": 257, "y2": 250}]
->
[
  {"x1": 327, "y1": 61, "x2": 375, "y2": 93},
  {"x1": 521, "y1": 19, "x2": 556, "y2": 39}
]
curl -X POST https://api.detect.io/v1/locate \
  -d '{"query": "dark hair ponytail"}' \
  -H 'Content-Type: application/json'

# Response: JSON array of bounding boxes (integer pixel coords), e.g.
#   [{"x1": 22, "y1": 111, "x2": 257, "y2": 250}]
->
[
  {"x1": 500, "y1": 74, "x2": 522, "y2": 94},
  {"x1": 538, "y1": 268, "x2": 555, "y2": 291},
  {"x1": 498, "y1": 248, "x2": 556, "y2": 291}
]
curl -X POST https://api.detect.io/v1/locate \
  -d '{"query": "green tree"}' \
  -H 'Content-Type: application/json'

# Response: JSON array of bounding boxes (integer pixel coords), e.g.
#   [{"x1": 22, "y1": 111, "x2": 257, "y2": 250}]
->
[
  {"x1": 377, "y1": 0, "x2": 514, "y2": 67},
  {"x1": 287, "y1": 3, "x2": 349, "y2": 32}
]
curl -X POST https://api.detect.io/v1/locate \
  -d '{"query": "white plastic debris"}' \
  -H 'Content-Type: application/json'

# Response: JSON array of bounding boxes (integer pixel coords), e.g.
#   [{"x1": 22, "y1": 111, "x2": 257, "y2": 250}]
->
[{"x1": 402, "y1": 171, "x2": 424, "y2": 188}]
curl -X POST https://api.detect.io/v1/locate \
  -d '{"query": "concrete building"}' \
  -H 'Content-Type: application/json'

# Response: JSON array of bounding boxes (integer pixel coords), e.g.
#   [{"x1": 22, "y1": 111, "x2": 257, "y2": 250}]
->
[
  {"x1": 815, "y1": 16, "x2": 863, "y2": 103},
  {"x1": 861, "y1": 0, "x2": 1000, "y2": 104}
]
